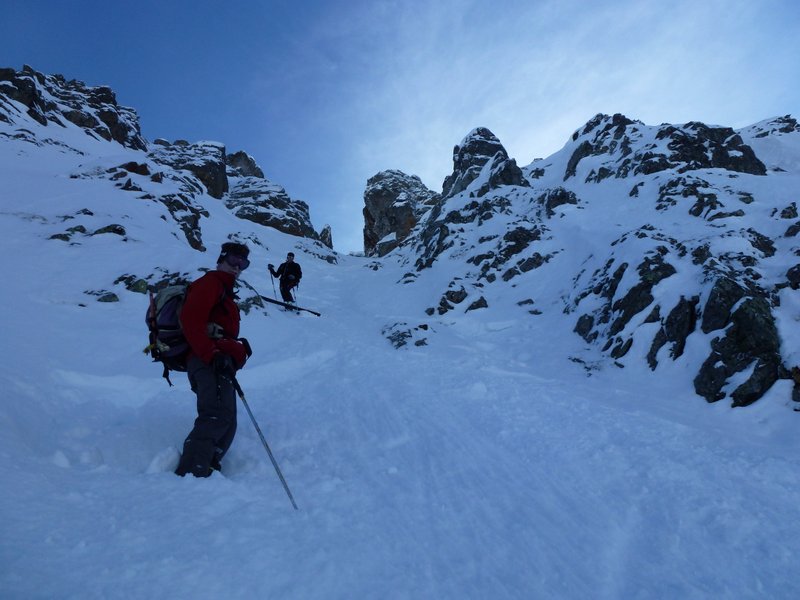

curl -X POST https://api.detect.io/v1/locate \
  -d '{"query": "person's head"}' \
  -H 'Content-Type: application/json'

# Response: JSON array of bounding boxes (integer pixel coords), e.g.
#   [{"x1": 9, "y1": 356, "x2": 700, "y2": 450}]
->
[
  {"x1": 217, "y1": 241, "x2": 250, "y2": 278},
  {"x1": 286, "y1": 252, "x2": 295, "y2": 262}
]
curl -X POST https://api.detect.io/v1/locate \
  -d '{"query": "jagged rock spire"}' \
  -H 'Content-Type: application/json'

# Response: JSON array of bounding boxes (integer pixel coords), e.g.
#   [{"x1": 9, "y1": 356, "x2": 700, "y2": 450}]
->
[
  {"x1": 441, "y1": 127, "x2": 527, "y2": 198},
  {"x1": 363, "y1": 169, "x2": 439, "y2": 257}
]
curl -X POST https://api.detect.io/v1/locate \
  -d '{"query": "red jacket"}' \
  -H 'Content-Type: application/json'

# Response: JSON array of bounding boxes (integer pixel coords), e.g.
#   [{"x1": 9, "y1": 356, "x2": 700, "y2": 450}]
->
[{"x1": 180, "y1": 270, "x2": 247, "y2": 368}]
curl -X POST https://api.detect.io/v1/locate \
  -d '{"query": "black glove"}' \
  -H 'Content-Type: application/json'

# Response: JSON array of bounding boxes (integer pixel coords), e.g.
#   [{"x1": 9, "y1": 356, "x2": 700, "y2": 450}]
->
[
  {"x1": 268, "y1": 263, "x2": 274, "y2": 270},
  {"x1": 212, "y1": 352, "x2": 234, "y2": 375}
]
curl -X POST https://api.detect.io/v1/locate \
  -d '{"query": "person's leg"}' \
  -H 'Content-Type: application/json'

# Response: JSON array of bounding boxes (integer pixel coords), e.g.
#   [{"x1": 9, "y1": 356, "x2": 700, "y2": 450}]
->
[
  {"x1": 175, "y1": 356, "x2": 237, "y2": 477},
  {"x1": 280, "y1": 282, "x2": 294, "y2": 302}
]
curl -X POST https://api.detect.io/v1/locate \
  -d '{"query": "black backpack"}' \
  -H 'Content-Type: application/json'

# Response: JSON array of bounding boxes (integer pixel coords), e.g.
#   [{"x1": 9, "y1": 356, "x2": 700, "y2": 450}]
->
[
  {"x1": 144, "y1": 285, "x2": 192, "y2": 385},
  {"x1": 145, "y1": 279, "x2": 238, "y2": 385}
]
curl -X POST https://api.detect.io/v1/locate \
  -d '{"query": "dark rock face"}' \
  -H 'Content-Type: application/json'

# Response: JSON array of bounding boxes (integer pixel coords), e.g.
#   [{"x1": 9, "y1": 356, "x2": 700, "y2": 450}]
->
[
  {"x1": 226, "y1": 150, "x2": 264, "y2": 178},
  {"x1": 414, "y1": 195, "x2": 518, "y2": 271},
  {"x1": 225, "y1": 177, "x2": 318, "y2": 240},
  {"x1": 223, "y1": 149, "x2": 322, "y2": 244},
  {"x1": 609, "y1": 253, "x2": 677, "y2": 336},
  {"x1": 657, "y1": 122, "x2": 766, "y2": 175},
  {"x1": 565, "y1": 113, "x2": 638, "y2": 181},
  {"x1": 557, "y1": 115, "x2": 787, "y2": 407},
  {"x1": 0, "y1": 65, "x2": 146, "y2": 150},
  {"x1": 149, "y1": 140, "x2": 229, "y2": 199},
  {"x1": 573, "y1": 240, "x2": 680, "y2": 359},
  {"x1": 748, "y1": 115, "x2": 800, "y2": 138},
  {"x1": 647, "y1": 296, "x2": 699, "y2": 368},
  {"x1": 569, "y1": 216, "x2": 786, "y2": 407},
  {"x1": 538, "y1": 187, "x2": 579, "y2": 217},
  {"x1": 564, "y1": 113, "x2": 766, "y2": 183},
  {"x1": 319, "y1": 225, "x2": 333, "y2": 249},
  {"x1": 442, "y1": 127, "x2": 528, "y2": 198},
  {"x1": 701, "y1": 278, "x2": 746, "y2": 333},
  {"x1": 405, "y1": 127, "x2": 538, "y2": 271},
  {"x1": 694, "y1": 296, "x2": 782, "y2": 406},
  {"x1": 473, "y1": 152, "x2": 528, "y2": 198},
  {"x1": 363, "y1": 170, "x2": 439, "y2": 257}
]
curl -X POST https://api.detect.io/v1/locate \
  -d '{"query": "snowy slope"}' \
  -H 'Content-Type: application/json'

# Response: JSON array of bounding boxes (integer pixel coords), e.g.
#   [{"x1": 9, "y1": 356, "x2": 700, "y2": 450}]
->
[{"x1": 2, "y1": 75, "x2": 800, "y2": 599}]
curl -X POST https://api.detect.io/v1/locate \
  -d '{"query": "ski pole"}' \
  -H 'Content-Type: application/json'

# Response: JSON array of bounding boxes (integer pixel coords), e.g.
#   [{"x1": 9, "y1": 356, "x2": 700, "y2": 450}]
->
[
  {"x1": 270, "y1": 272, "x2": 278, "y2": 300},
  {"x1": 232, "y1": 377, "x2": 299, "y2": 510}
]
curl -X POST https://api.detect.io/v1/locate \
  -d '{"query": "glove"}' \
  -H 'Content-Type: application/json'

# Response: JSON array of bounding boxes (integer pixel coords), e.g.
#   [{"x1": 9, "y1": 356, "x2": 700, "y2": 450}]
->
[
  {"x1": 239, "y1": 337, "x2": 253, "y2": 358},
  {"x1": 268, "y1": 264, "x2": 274, "y2": 270},
  {"x1": 212, "y1": 352, "x2": 235, "y2": 376}
]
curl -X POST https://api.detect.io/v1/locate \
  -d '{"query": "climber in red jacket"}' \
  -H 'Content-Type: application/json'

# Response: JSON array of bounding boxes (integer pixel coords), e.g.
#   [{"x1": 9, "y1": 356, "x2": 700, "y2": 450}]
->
[{"x1": 175, "y1": 241, "x2": 252, "y2": 478}]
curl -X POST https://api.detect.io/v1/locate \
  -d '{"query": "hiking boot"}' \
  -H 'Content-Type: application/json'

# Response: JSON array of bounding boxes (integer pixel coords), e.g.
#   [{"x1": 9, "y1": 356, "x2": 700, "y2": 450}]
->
[
  {"x1": 190, "y1": 463, "x2": 212, "y2": 478},
  {"x1": 210, "y1": 456, "x2": 222, "y2": 473},
  {"x1": 175, "y1": 458, "x2": 212, "y2": 478}
]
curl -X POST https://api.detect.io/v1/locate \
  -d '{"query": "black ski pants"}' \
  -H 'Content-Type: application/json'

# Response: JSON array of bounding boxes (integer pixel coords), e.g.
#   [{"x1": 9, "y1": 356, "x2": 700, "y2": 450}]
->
[
  {"x1": 176, "y1": 355, "x2": 237, "y2": 477},
  {"x1": 279, "y1": 280, "x2": 297, "y2": 303}
]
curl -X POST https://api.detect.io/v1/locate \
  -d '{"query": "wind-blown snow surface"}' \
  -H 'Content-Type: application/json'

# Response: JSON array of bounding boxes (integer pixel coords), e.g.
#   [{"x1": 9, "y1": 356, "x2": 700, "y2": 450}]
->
[{"x1": 2, "y1": 122, "x2": 800, "y2": 600}]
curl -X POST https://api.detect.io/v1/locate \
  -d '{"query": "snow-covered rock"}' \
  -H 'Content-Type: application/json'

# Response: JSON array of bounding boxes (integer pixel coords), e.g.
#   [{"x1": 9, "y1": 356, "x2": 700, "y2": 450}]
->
[
  {"x1": 0, "y1": 65, "x2": 323, "y2": 252},
  {"x1": 363, "y1": 169, "x2": 439, "y2": 257},
  {"x1": 0, "y1": 65, "x2": 146, "y2": 150}
]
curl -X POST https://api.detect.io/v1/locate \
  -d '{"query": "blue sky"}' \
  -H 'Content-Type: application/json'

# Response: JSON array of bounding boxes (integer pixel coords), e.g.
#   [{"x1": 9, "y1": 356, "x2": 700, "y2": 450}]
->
[{"x1": 3, "y1": 0, "x2": 799, "y2": 252}]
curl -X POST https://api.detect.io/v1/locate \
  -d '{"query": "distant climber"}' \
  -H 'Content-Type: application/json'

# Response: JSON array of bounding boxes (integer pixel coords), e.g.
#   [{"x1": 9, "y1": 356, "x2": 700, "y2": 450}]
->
[{"x1": 269, "y1": 252, "x2": 303, "y2": 303}]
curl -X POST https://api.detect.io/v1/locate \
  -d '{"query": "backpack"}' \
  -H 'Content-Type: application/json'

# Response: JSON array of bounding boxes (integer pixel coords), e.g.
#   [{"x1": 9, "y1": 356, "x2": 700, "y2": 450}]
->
[{"x1": 144, "y1": 284, "x2": 192, "y2": 385}]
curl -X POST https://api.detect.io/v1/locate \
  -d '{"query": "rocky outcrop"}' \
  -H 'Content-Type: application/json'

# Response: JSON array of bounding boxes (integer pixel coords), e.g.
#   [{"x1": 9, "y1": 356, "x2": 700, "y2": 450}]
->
[
  {"x1": 537, "y1": 187, "x2": 579, "y2": 217},
  {"x1": 405, "y1": 128, "x2": 536, "y2": 270},
  {"x1": 319, "y1": 225, "x2": 333, "y2": 249},
  {"x1": 660, "y1": 121, "x2": 766, "y2": 175},
  {"x1": 1, "y1": 66, "x2": 326, "y2": 250},
  {"x1": 363, "y1": 170, "x2": 439, "y2": 257},
  {"x1": 564, "y1": 113, "x2": 766, "y2": 183},
  {"x1": 226, "y1": 150, "x2": 264, "y2": 178},
  {"x1": 694, "y1": 283, "x2": 783, "y2": 406},
  {"x1": 225, "y1": 176, "x2": 318, "y2": 240},
  {"x1": 376, "y1": 113, "x2": 799, "y2": 408},
  {"x1": 442, "y1": 127, "x2": 527, "y2": 198},
  {"x1": 149, "y1": 139, "x2": 229, "y2": 199},
  {"x1": 0, "y1": 65, "x2": 146, "y2": 150}
]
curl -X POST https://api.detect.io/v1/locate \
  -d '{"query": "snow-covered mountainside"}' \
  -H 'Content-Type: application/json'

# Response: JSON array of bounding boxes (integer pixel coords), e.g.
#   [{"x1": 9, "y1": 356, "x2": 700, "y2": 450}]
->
[
  {"x1": 3, "y1": 66, "x2": 800, "y2": 599},
  {"x1": 0, "y1": 65, "x2": 331, "y2": 257},
  {"x1": 372, "y1": 116, "x2": 800, "y2": 407}
]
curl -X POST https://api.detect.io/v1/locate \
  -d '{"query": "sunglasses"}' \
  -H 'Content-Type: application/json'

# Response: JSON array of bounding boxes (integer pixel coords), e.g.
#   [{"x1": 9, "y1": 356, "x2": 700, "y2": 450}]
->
[{"x1": 225, "y1": 254, "x2": 250, "y2": 270}]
